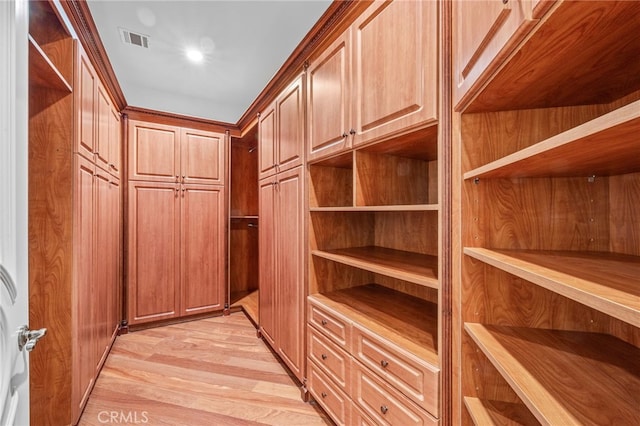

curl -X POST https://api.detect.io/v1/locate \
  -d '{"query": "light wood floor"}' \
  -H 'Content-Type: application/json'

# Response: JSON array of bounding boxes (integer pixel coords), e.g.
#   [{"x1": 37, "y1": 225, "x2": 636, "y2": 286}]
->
[{"x1": 79, "y1": 312, "x2": 331, "y2": 425}]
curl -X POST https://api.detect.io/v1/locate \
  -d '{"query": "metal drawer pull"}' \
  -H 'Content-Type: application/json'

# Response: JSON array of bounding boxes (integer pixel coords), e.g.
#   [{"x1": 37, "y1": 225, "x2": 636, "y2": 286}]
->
[
  {"x1": 321, "y1": 392, "x2": 327, "y2": 398},
  {"x1": 321, "y1": 354, "x2": 327, "y2": 360},
  {"x1": 380, "y1": 405, "x2": 388, "y2": 414},
  {"x1": 321, "y1": 319, "x2": 328, "y2": 326},
  {"x1": 380, "y1": 360, "x2": 389, "y2": 368}
]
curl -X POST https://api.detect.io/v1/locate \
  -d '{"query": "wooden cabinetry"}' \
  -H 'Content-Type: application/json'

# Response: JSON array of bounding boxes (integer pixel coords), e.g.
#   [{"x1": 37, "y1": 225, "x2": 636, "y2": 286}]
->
[
  {"x1": 307, "y1": 0, "x2": 437, "y2": 161},
  {"x1": 27, "y1": 3, "x2": 122, "y2": 422},
  {"x1": 259, "y1": 166, "x2": 306, "y2": 381},
  {"x1": 454, "y1": 1, "x2": 640, "y2": 424},
  {"x1": 258, "y1": 75, "x2": 304, "y2": 180},
  {"x1": 127, "y1": 119, "x2": 226, "y2": 326}
]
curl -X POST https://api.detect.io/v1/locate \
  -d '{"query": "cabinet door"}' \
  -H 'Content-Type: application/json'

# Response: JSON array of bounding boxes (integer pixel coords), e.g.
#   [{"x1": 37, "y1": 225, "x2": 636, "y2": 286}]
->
[
  {"x1": 352, "y1": 0, "x2": 437, "y2": 146},
  {"x1": 128, "y1": 120, "x2": 180, "y2": 182},
  {"x1": 73, "y1": 155, "x2": 95, "y2": 412},
  {"x1": 454, "y1": 0, "x2": 536, "y2": 108},
  {"x1": 258, "y1": 102, "x2": 277, "y2": 180},
  {"x1": 108, "y1": 177, "x2": 121, "y2": 340},
  {"x1": 108, "y1": 107, "x2": 121, "y2": 177},
  {"x1": 276, "y1": 166, "x2": 305, "y2": 381},
  {"x1": 181, "y1": 129, "x2": 225, "y2": 185},
  {"x1": 76, "y1": 48, "x2": 96, "y2": 161},
  {"x1": 180, "y1": 184, "x2": 225, "y2": 314},
  {"x1": 128, "y1": 182, "x2": 180, "y2": 324},
  {"x1": 95, "y1": 83, "x2": 110, "y2": 171},
  {"x1": 307, "y1": 31, "x2": 351, "y2": 162},
  {"x1": 259, "y1": 176, "x2": 277, "y2": 346},
  {"x1": 93, "y1": 167, "x2": 111, "y2": 372},
  {"x1": 276, "y1": 76, "x2": 304, "y2": 173}
]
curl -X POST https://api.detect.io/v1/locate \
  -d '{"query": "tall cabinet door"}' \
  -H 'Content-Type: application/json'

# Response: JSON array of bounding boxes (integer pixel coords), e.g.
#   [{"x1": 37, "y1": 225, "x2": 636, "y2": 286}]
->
[
  {"x1": 259, "y1": 176, "x2": 277, "y2": 347},
  {"x1": 181, "y1": 184, "x2": 225, "y2": 314},
  {"x1": 276, "y1": 76, "x2": 304, "y2": 173},
  {"x1": 128, "y1": 120, "x2": 180, "y2": 182},
  {"x1": 128, "y1": 181, "x2": 180, "y2": 324},
  {"x1": 258, "y1": 102, "x2": 277, "y2": 180},
  {"x1": 307, "y1": 31, "x2": 351, "y2": 161},
  {"x1": 276, "y1": 166, "x2": 305, "y2": 381},
  {"x1": 95, "y1": 83, "x2": 111, "y2": 171},
  {"x1": 352, "y1": 0, "x2": 437, "y2": 145},
  {"x1": 76, "y1": 48, "x2": 96, "y2": 162},
  {"x1": 181, "y1": 129, "x2": 225, "y2": 185},
  {"x1": 93, "y1": 167, "x2": 111, "y2": 373},
  {"x1": 108, "y1": 177, "x2": 121, "y2": 338},
  {"x1": 108, "y1": 107, "x2": 121, "y2": 176}
]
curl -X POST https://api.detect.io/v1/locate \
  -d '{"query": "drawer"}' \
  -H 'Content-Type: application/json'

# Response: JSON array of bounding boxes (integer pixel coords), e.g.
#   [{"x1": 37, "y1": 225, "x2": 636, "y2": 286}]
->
[
  {"x1": 352, "y1": 324, "x2": 439, "y2": 417},
  {"x1": 351, "y1": 362, "x2": 438, "y2": 426},
  {"x1": 308, "y1": 298, "x2": 351, "y2": 348},
  {"x1": 308, "y1": 325, "x2": 351, "y2": 392},
  {"x1": 351, "y1": 404, "x2": 379, "y2": 426},
  {"x1": 308, "y1": 360, "x2": 351, "y2": 426}
]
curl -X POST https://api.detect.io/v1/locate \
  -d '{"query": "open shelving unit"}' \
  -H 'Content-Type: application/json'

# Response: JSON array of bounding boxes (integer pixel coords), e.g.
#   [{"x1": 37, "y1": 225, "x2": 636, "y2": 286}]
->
[{"x1": 456, "y1": 1, "x2": 640, "y2": 425}]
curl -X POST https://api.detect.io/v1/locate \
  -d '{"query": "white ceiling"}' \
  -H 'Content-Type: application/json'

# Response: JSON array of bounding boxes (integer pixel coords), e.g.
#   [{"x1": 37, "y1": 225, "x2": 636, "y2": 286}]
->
[{"x1": 87, "y1": 0, "x2": 332, "y2": 123}]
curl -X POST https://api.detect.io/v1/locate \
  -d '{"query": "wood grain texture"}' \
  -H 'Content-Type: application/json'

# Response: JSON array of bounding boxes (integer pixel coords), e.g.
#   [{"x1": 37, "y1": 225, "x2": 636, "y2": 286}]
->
[
  {"x1": 609, "y1": 172, "x2": 640, "y2": 256},
  {"x1": 464, "y1": 248, "x2": 640, "y2": 328},
  {"x1": 229, "y1": 218, "x2": 259, "y2": 295},
  {"x1": 230, "y1": 289, "x2": 259, "y2": 327},
  {"x1": 374, "y1": 211, "x2": 438, "y2": 256},
  {"x1": 258, "y1": 102, "x2": 277, "y2": 180},
  {"x1": 308, "y1": 360, "x2": 352, "y2": 425},
  {"x1": 309, "y1": 256, "x2": 375, "y2": 295},
  {"x1": 181, "y1": 128, "x2": 226, "y2": 185},
  {"x1": 465, "y1": 324, "x2": 640, "y2": 426},
  {"x1": 230, "y1": 134, "x2": 258, "y2": 216},
  {"x1": 28, "y1": 36, "x2": 72, "y2": 91},
  {"x1": 309, "y1": 162, "x2": 353, "y2": 208},
  {"x1": 79, "y1": 313, "x2": 331, "y2": 426},
  {"x1": 276, "y1": 75, "x2": 305, "y2": 173},
  {"x1": 310, "y1": 211, "x2": 374, "y2": 251},
  {"x1": 463, "y1": 397, "x2": 539, "y2": 426},
  {"x1": 312, "y1": 247, "x2": 438, "y2": 289},
  {"x1": 464, "y1": 1, "x2": 640, "y2": 112},
  {"x1": 128, "y1": 120, "x2": 180, "y2": 182}
]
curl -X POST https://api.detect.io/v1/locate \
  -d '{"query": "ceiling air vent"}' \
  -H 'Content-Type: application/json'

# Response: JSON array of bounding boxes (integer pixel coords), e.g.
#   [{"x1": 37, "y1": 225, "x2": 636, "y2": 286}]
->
[{"x1": 119, "y1": 28, "x2": 149, "y2": 48}]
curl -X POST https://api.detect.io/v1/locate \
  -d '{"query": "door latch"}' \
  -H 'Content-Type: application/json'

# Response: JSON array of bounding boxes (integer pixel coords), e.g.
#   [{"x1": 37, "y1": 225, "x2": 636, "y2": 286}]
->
[{"x1": 17, "y1": 325, "x2": 47, "y2": 352}]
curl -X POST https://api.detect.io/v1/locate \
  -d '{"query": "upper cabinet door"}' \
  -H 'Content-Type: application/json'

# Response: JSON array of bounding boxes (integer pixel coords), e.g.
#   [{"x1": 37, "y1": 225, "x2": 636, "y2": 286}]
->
[
  {"x1": 181, "y1": 129, "x2": 225, "y2": 185},
  {"x1": 258, "y1": 101, "x2": 277, "y2": 180},
  {"x1": 276, "y1": 75, "x2": 304, "y2": 173},
  {"x1": 95, "y1": 82, "x2": 111, "y2": 171},
  {"x1": 108, "y1": 107, "x2": 121, "y2": 177},
  {"x1": 76, "y1": 46, "x2": 96, "y2": 161},
  {"x1": 454, "y1": 0, "x2": 537, "y2": 109},
  {"x1": 307, "y1": 31, "x2": 351, "y2": 162},
  {"x1": 352, "y1": 0, "x2": 437, "y2": 146},
  {"x1": 128, "y1": 120, "x2": 180, "y2": 182}
]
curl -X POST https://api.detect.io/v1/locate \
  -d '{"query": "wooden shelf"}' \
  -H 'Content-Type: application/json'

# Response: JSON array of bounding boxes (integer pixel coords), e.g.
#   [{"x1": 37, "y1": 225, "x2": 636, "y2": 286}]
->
[
  {"x1": 465, "y1": 323, "x2": 640, "y2": 425},
  {"x1": 464, "y1": 100, "x2": 640, "y2": 179},
  {"x1": 28, "y1": 35, "x2": 72, "y2": 92},
  {"x1": 312, "y1": 246, "x2": 438, "y2": 289},
  {"x1": 464, "y1": 248, "x2": 640, "y2": 328},
  {"x1": 230, "y1": 215, "x2": 258, "y2": 219},
  {"x1": 464, "y1": 397, "x2": 539, "y2": 426},
  {"x1": 310, "y1": 284, "x2": 438, "y2": 365},
  {"x1": 310, "y1": 204, "x2": 438, "y2": 212},
  {"x1": 230, "y1": 290, "x2": 259, "y2": 325}
]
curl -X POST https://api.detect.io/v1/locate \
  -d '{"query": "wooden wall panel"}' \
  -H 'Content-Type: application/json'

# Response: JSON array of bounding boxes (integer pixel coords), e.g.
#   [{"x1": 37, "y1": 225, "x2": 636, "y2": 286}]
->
[
  {"x1": 309, "y1": 256, "x2": 374, "y2": 294},
  {"x1": 373, "y1": 275, "x2": 438, "y2": 304},
  {"x1": 229, "y1": 219, "x2": 259, "y2": 295},
  {"x1": 309, "y1": 163, "x2": 353, "y2": 208},
  {"x1": 609, "y1": 172, "x2": 640, "y2": 256},
  {"x1": 374, "y1": 211, "x2": 438, "y2": 256},
  {"x1": 309, "y1": 211, "x2": 374, "y2": 251},
  {"x1": 230, "y1": 141, "x2": 258, "y2": 216}
]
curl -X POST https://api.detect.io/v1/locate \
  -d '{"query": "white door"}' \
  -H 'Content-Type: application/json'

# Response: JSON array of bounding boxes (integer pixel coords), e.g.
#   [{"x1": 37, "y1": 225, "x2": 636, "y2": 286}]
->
[{"x1": 1, "y1": 1, "x2": 32, "y2": 425}]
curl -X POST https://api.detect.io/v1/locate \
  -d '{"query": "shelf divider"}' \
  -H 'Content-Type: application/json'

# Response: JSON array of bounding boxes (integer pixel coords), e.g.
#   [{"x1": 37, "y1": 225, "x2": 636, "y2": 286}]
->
[
  {"x1": 465, "y1": 323, "x2": 640, "y2": 426},
  {"x1": 464, "y1": 247, "x2": 640, "y2": 328}
]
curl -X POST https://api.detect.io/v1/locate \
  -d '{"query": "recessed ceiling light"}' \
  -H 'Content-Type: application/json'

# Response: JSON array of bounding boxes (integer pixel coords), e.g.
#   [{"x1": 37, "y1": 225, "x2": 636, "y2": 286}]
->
[{"x1": 186, "y1": 49, "x2": 204, "y2": 63}]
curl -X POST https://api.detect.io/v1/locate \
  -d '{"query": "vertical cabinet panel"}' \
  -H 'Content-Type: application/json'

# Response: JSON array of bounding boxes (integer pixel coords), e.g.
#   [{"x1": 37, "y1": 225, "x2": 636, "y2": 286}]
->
[
  {"x1": 181, "y1": 129, "x2": 225, "y2": 185},
  {"x1": 108, "y1": 107, "x2": 121, "y2": 176},
  {"x1": 352, "y1": 0, "x2": 437, "y2": 145},
  {"x1": 93, "y1": 167, "x2": 111, "y2": 373},
  {"x1": 277, "y1": 76, "x2": 304, "y2": 173},
  {"x1": 128, "y1": 182, "x2": 180, "y2": 323},
  {"x1": 95, "y1": 83, "x2": 110, "y2": 171},
  {"x1": 275, "y1": 167, "x2": 305, "y2": 379},
  {"x1": 181, "y1": 185, "x2": 225, "y2": 313},
  {"x1": 128, "y1": 120, "x2": 180, "y2": 182},
  {"x1": 307, "y1": 32, "x2": 351, "y2": 161},
  {"x1": 76, "y1": 49, "x2": 96, "y2": 161},
  {"x1": 259, "y1": 176, "x2": 277, "y2": 347},
  {"x1": 259, "y1": 103, "x2": 277, "y2": 180}
]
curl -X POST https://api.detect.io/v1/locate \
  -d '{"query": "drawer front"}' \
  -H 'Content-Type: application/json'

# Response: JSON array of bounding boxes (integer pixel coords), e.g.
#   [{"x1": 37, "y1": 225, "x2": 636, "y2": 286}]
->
[
  {"x1": 352, "y1": 325, "x2": 439, "y2": 417},
  {"x1": 308, "y1": 326, "x2": 351, "y2": 392},
  {"x1": 351, "y1": 405, "x2": 380, "y2": 426},
  {"x1": 351, "y1": 362, "x2": 438, "y2": 426},
  {"x1": 308, "y1": 299, "x2": 351, "y2": 348},
  {"x1": 308, "y1": 361, "x2": 351, "y2": 426}
]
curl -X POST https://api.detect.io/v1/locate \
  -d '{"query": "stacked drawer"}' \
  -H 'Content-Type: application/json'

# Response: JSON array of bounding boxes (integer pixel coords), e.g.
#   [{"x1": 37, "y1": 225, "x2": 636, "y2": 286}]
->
[{"x1": 307, "y1": 298, "x2": 440, "y2": 425}]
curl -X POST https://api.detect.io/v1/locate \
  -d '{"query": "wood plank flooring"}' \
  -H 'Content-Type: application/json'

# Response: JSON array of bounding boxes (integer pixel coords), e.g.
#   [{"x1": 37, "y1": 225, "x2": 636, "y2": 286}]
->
[{"x1": 79, "y1": 312, "x2": 331, "y2": 425}]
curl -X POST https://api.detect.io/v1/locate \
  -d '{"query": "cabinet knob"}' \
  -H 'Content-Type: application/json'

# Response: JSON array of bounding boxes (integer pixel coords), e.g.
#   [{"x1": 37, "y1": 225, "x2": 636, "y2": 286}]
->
[
  {"x1": 380, "y1": 359, "x2": 389, "y2": 368},
  {"x1": 380, "y1": 405, "x2": 388, "y2": 414},
  {"x1": 321, "y1": 354, "x2": 327, "y2": 360},
  {"x1": 321, "y1": 319, "x2": 328, "y2": 326},
  {"x1": 176, "y1": 175, "x2": 179, "y2": 182},
  {"x1": 342, "y1": 132, "x2": 348, "y2": 138},
  {"x1": 349, "y1": 128, "x2": 356, "y2": 135},
  {"x1": 502, "y1": 0, "x2": 509, "y2": 4},
  {"x1": 321, "y1": 392, "x2": 327, "y2": 399}
]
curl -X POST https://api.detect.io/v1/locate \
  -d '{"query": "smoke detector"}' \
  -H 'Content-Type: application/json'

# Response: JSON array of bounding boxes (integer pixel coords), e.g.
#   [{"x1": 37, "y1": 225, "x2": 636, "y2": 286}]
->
[{"x1": 119, "y1": 28, "x2": 149, "y2": 48}]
